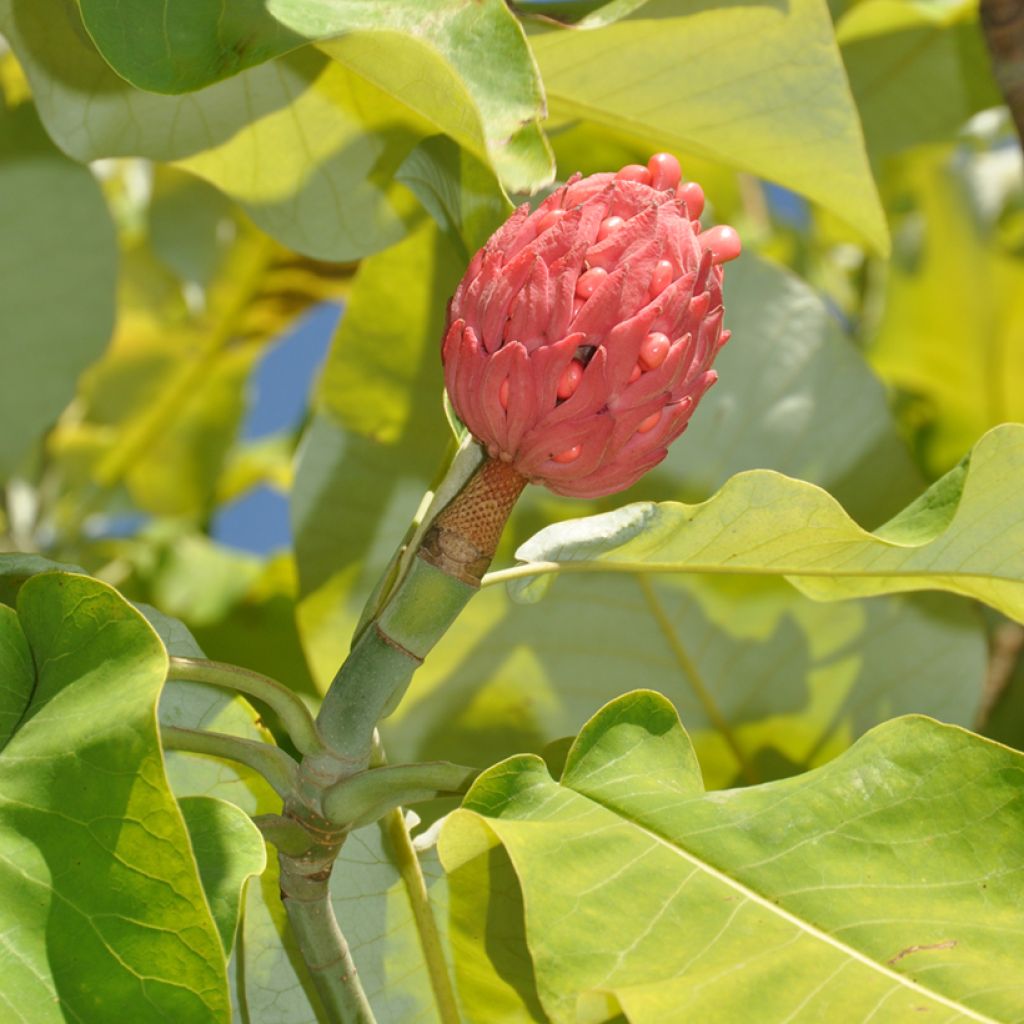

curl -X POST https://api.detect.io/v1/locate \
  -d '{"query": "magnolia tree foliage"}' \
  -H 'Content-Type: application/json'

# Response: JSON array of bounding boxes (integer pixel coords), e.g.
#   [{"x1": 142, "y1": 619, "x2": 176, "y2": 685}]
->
[{"x1": 2, "y1": 1, "x2": 1024, "y2": 1022}]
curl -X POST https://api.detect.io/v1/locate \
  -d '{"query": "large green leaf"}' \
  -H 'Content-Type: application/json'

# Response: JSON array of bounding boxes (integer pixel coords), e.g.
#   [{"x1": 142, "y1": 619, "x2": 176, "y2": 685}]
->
[
  {"x1": 0, "y1": 572, "x2": 229, "y2": 1022},
  {"x1": 529, "y1": 0, "x2": 889, "y2": 253},
  {"x1": 0, "y1": 100, "x2": 116, "y2": 477},
  {"x1": 501, "y1": 423, "x2": 1024, "y2": 623},
  {"x1": 74, "y1": 0, "x2": 550, "y2": 190},
  {"x1": 441, "y1": 691, "x2": 1024, "y2": 1022}
]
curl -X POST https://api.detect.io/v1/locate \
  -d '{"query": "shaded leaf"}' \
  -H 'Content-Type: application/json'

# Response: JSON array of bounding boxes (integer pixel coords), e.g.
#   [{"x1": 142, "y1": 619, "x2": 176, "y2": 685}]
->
[
  {"x1": 839, "y1": 0, "x2": 1000, "y2": 160},
  {"x1": 382, "y1": 572, "x2": 984, "y2": 789},
  {"x1": 180, "y1": 795, "x2": 267, "y2": 956},
  {"x1": 441, "y1": 691, "x2": 1024, "y2": 1022},
  {"x1": 240, "y1": 817, "x2": 453, "y2": 1023},
  {"x1": 629, "y1": 254, "x2": 922, "y2": 525},
  {"x1": 0, "y1": 604, "x2": 32, "y2": 751},
  {"x1": 0, "y1": 100, "x2": 116, "y2": 477},
  {"x1": 396, "y1": 134, "x2": 513, "y2": 259}
]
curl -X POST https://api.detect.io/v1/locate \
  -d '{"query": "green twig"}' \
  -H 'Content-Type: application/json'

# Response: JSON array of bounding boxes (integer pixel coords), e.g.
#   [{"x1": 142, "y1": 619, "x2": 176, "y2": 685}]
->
[
  {"x1": 168, "y1": 656, "x2": 324, "y2": 756},
  {"x1": 323, "y1": 761, "x2": 478, "y2": 828},
  {"x1": 161, "y1": 725, "x2": 300, "y2": 799}
]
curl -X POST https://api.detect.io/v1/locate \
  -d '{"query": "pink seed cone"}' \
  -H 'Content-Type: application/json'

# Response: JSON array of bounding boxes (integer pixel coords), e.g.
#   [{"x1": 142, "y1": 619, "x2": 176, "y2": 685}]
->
[{"x1": 442, "y1": 155, "x2": 740, "y2": 498}]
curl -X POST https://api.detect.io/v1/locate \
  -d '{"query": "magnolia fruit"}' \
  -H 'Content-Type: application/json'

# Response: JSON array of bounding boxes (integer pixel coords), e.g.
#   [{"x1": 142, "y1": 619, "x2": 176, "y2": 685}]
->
[{"x1": 442, "y1": 153, "x2": 740, "y2": 498}]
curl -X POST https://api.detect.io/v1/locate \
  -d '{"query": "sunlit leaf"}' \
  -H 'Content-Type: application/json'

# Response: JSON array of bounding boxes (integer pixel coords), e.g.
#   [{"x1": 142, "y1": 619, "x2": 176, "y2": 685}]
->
[
  {"x1": 504, "y1": 423, "x2": 1024, "y2": 624},
  {"x1": 441, "y1": 691, "x2": 1024, "y2": 1022},
  {"x1": 0, "y1": 2, "x2": 415, "y2": 258},
  {"x1": 0, "y1": 571, "x2": 228, "y2": 1022},
  {"x1": 529, "y1": 0, "x2": 889, "y2": 253}
]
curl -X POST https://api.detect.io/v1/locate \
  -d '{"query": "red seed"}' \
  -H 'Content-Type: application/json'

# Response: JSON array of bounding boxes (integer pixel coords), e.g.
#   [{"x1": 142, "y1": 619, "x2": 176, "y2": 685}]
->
[
  {"x1": 557, "y1": 360, "x2": 584, "y2": 400},
  {"x1": 553, "y1": 444, "x2": 582, "y2": 464},
  {"x1": 639, "y1": 332, "x2": 670, "y2": 371},
  {"x1": 677, "y1": 182, "x2": 705, "y2": 218},
  {"x1": 649, "y1": 259, "x2": 674, "y2": 297},
  {"x1": 637, "y1": 411, "x2": 661, "y2": 434},
  {"x1": 537, "y1": 208, "x2": 565, "y2": 234},
  {"x1": 499, "y1": 379, "x2": 510, "y2": 408},
  {"x1": 598, "y1": 215, "x2": 625, "y2": 240},
  {"x1": 575, "y1": 266, "x2": 608, "y2": 298},
  {"x1": 648, "y1": 152, "x2": 682, "y2": 191},
  {"x1": 700, "y1": 225, "x2": 742, "y2": 265},
  {"x1": 615, "y1": 164, "x2": 652, "y2": 185},
  {"x1": 629, "y1": 363, "x2": 643, "y2": 383}
]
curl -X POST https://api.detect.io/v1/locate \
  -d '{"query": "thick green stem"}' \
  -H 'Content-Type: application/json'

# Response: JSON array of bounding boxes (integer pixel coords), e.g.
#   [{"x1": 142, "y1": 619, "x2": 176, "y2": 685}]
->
[
  {"x1": 279, "y1": 844, "x2": 377, "y2": 1024},
  {"x1": 323, "y1": 761, "x2": 478, "y2": 828},
  {"x1": 168, "y1": 656, "x2": 324, "y2": 756},
  {"x1": 161, "y1": 725, "x2": 299, "y2": 799},
  {"x1": 314, "y1": 458, "x2": 527, "y2": 775}
]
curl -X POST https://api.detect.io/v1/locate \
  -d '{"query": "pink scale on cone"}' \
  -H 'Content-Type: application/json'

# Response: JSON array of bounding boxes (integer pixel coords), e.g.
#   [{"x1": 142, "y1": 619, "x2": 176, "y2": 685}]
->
[
  {"x1": 637, "y1": 411, "x2": 661, "y2": 434},
  {"x1": 537, "y1": 209, "x2": 565, "y2": 234}
]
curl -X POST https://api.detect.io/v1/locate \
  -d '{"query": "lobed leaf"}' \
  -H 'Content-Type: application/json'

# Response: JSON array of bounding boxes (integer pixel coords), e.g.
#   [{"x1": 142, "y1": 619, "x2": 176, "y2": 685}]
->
[
  {"x1": 441, "y1": 690, "x2": 1024, "y2": 1022},
  {"x1": 504, "y1": 423, "x2": 1024, "y2": 623}
]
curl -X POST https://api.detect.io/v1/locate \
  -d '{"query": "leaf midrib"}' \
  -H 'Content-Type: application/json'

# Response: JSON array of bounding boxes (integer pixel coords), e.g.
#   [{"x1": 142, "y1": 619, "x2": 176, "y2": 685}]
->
[
  {"x1": 482, "y1": 559, "x2": 1022, "y2": 588},
  {"x1": 595, "y1": 812, "x2": 1002, "y2": 1022}
]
